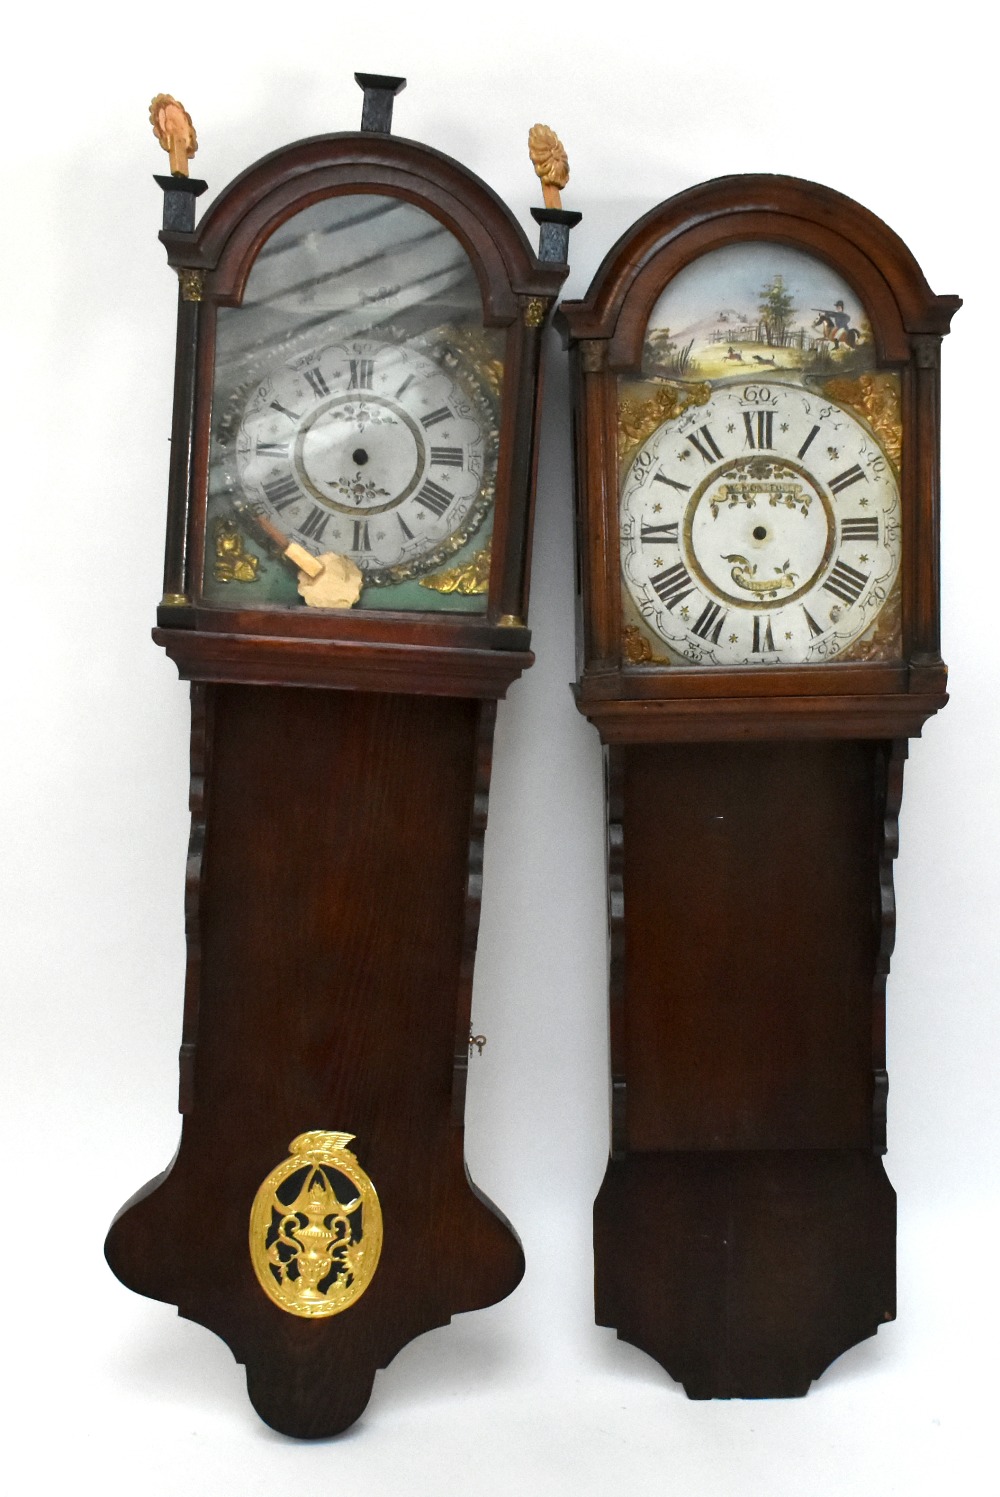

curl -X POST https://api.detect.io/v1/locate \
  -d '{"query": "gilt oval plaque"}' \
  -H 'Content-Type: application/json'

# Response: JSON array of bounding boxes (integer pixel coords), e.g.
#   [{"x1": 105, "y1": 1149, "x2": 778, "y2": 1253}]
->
[{"x1": 249, "y1": 1131, "x2": 383, "y2": 1318}]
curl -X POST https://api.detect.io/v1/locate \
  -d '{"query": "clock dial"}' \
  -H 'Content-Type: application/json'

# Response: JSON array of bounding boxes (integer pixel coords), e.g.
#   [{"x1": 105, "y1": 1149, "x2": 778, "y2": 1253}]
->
[
  {"x1": 235, "y1": 337, "x2": 491, "y2": 583},
  {"x1": 621, "y1": 382, "x2": 900, "y2": 664},
  {"x1": 203, "y1": 193, "x2": 503, "y2": 611},
  {"x1": 619, "y1": 240, "x2": 903, "y2": 665}
]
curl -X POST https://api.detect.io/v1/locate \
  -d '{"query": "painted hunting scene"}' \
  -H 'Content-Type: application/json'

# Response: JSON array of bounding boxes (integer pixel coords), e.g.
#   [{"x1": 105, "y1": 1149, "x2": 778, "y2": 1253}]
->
[{"x1": 640, "y1": 242, "x2": 874, "y2": 385}]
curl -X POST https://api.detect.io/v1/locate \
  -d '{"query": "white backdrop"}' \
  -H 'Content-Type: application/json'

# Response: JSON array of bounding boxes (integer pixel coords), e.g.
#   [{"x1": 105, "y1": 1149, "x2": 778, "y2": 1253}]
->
[{"x1": 3, "y1": 2, "x2": 998, "y2": 1491}]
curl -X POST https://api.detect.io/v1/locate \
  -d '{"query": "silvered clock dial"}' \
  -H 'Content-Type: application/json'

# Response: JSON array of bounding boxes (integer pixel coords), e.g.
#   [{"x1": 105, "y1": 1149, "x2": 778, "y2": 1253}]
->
[{"x1": 232, "y1": 335, "x2": 494, "y2": 583}]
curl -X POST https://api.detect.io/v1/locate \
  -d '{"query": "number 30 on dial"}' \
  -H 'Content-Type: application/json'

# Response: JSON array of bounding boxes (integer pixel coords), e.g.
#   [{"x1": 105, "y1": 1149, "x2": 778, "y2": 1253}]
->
[{"x1": 620, "y1": 384, "x2": 900, "y2": 664}]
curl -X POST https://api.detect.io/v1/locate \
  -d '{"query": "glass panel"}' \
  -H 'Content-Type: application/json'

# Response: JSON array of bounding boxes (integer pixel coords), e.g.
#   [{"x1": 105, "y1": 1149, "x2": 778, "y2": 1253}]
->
[
  {"x1": 204, "y1": 195, "x2": 503, "y2": 613},
  {"x1": 618, "y1": 242, "x2": 902, "y2": 666}
]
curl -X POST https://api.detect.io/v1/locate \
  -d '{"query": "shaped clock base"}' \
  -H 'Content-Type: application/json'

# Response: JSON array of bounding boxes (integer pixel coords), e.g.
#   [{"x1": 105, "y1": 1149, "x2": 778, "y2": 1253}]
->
[
  {"x1": 592, "y1": 735, "x2": 907, "y2": 1399},
  {"x1": 107, "y1": 1141, "x2": 522, "y2": 1438},
  {"x1": 106, "y1": 682, "x2": 524, "y2": 1437},
  {"x1": 595, "y1": 1150, "x2": 894, "y2": 1398}
]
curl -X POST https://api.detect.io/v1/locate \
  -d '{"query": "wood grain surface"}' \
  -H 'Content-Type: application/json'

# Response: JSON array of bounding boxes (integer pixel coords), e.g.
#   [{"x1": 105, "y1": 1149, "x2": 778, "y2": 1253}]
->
[{"x1": 106, "y1": 686, "x2": 524, "y2": 1436}]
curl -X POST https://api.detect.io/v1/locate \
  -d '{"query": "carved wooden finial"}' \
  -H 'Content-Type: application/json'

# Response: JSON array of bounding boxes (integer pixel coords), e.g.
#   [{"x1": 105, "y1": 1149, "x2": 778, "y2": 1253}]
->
[
  {"x1": 528, "y1": 123, "x2": 569, "y2": 210},
  {"x1": 150, "y1": 93, "x2": 198, "y2": 176}
]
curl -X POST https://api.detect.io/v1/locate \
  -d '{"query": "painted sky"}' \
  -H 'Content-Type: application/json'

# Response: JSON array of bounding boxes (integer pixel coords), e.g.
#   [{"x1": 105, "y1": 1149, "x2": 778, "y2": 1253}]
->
[{"x1": 647, "y1": 241, "x2": 868, "y2": 341}]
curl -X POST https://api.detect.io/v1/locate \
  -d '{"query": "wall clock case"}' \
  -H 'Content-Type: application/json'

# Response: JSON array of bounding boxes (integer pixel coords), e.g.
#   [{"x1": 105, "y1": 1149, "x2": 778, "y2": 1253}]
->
[
  {"x1": 105, "y1": 77, "x2": 578, "y2": 1437},
  {"x1": 557, "y1": 176, "x2": 958, "y2": 1397}
]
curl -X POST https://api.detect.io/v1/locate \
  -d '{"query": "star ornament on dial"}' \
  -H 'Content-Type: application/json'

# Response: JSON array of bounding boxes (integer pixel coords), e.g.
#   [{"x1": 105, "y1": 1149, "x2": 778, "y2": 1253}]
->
[
  {"x1": 620, "y1": 383, "x2": 900, "y2": 664},
  {"x1": 234, "y1": 337, "x2": 493, "y2": 584}
]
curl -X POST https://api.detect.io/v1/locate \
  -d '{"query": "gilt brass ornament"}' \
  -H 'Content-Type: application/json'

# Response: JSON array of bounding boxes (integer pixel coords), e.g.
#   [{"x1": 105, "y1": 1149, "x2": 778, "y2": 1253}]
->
[
  {"x1": 213, "y1": 517, "x2": 260, "y2": 583},
  {"x1": 522, "y1": 297, "x2": 548, "y2": 327},
  {"x1": 622, "y1": 623, "x2": 669, "y2": 664},
  {"x1": 420, "y1": 540, "x2": 491, "y2": 595},
  {"x1": 177, "y1": 268, "x2": 204, "y2": 303},
  {"x1": 822, "y1": 372, "x2": 902, "y2": 474},
  {"x1": 617, "y1": 381, "x2": 711, "y2": 462},
  {"x1": 249, "y1": 1132, "x2": 383, "y2": 1319}
]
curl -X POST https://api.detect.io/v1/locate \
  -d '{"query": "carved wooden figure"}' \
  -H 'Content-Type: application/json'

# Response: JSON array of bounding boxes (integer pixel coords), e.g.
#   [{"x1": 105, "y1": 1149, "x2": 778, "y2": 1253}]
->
[
  {"x1": 149, "y1": 92, "x2": 198, "y2": 176},
  {"x1": 557, "y1": 176, "x2": 958, "y2": 1397},
  {"x1": 105, "y1": 76, "x2": 579, "y2": 1437},
  {"x1": 528, "y1": 124, "x2": 569, "y2": 210}
]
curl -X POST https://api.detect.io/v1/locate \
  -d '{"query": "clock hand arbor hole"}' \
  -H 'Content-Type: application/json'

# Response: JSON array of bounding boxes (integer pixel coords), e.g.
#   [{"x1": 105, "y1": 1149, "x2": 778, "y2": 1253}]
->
[
  {"x1": 752, "y1": 525, "x2": 767, "y2": 540},
  {"x1": 352, "y1": 448, "x2": 369, "y2": 467}
]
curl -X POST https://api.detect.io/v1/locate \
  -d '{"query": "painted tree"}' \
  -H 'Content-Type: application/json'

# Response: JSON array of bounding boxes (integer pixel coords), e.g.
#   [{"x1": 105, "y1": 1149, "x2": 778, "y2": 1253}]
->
[
  {"x1": 644, "y1": 328, "x2": 693, "y2": 376},
  {"x1": 758, "y1": 275, "x2": 795, "y2": 347},
  {"x1": 644, "y1": 328, "x2": 677, "y2": 370}
]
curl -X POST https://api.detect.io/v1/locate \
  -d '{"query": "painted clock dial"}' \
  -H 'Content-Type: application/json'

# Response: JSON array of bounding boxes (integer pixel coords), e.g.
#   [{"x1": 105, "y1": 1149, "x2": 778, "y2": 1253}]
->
[
  {"x1": 203, "y1": 193, "x2": 504, "y2": 612},
  {"x1": 618, "y1": 240, "x2": 904, "y2": 665},
  {"x1": 234, "y1": 336, "x2": 492, "y2": 583},
  {"x1": 620, "y1": 382, "x2": 900, "y2": 664}
]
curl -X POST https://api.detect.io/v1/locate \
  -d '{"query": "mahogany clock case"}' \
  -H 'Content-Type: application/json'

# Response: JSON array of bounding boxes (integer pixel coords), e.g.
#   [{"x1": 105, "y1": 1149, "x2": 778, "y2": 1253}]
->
[
  {"x1": 104, "y1": 79, "x2": 578, "y2": 1438},
  {"x1": 557, "y1": 175, "x2": 960, "y2": 1398}
]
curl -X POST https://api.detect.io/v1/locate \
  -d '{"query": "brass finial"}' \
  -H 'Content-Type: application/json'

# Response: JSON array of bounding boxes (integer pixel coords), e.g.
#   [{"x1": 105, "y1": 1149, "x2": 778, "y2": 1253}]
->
[
  {"x1": 528, "y1": 124, "x2": 569, "y2": 210},
  {"x1": 150, "y1": 93, "x2": 198, "y2": 176}
]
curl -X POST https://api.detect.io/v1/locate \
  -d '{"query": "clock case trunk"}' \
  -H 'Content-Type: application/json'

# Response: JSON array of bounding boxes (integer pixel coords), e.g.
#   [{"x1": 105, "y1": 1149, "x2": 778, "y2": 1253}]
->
[
  {"x1": 557, "y1": 176, "x2": 959, "y2": 1397},
  {"x1": 105, "y1": 91, "x2": 577, "y2": 1437}
]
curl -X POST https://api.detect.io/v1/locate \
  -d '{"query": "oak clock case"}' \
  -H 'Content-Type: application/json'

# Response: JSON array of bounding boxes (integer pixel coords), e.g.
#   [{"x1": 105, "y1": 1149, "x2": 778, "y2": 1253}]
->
[
  {"x1": 558, "y1": 176, "x2": 958, "y2": 1398},
  {"x1": 104, "y1": 78, "x2": 578, "y2": 1438}
]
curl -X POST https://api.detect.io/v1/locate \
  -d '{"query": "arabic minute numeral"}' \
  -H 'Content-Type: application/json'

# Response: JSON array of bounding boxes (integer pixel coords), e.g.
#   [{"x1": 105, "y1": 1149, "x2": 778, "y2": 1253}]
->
[
  {"x1": 829, "y1": 464, "x2": 867, "y2": 495},
  {"x1": 430, "y1": 446, "x2": 463, "y2": 468},
  {"x1": 417, "y1": 479, "x2": 452, "y2": 518},
  {"x1": 640, "y1": 521, "x2": 679, "y2": 545},
  {"x1": 649, "y1": 562, "x2": 695, "y2": 611},
  {"x1": 687, "y1": 426, "x2": 724, "y2": 464},
  {"x1": 842, "y1": 516, "x2": 879, "y2": 541},
  {"x1": 822, "y1": 559, "x2": 869, "y2": 605},
  {"x1": 743, "y1": 410, "x2": 774, "y2": 449}
]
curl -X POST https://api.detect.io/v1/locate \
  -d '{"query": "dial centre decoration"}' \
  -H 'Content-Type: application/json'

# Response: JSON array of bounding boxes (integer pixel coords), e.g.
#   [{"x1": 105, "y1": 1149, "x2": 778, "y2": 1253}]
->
[
  {"x1": 686, "y1": 451, "x2": 833, "y2": 608},
  {"x1": 295, "y1": 392, "x2": 422, "y2": 513}
]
